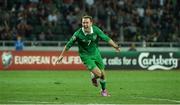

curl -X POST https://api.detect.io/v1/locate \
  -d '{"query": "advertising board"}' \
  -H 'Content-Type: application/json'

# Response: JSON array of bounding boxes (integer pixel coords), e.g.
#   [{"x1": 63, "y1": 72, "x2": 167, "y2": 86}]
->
[{"x1": 0, "y1": 51, "x2": 179, "y2": 70}]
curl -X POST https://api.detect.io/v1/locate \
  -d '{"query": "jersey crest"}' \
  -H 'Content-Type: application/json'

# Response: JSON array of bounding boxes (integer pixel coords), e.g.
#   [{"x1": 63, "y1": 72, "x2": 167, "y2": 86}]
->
[{"x1": 93, "y1": 35, "x2": 97, "y2": 40}]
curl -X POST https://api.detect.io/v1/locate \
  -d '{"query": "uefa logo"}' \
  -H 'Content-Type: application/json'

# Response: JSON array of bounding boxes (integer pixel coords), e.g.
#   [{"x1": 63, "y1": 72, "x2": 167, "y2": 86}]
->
[{"x1": 1, "y1": 51, "x2": 13, "y2": 69}]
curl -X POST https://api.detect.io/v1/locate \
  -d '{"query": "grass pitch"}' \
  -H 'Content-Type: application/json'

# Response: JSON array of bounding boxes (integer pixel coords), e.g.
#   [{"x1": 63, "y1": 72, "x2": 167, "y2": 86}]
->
[{"x1": 0, "y1": 70, "x2": 180, "y2": 104}]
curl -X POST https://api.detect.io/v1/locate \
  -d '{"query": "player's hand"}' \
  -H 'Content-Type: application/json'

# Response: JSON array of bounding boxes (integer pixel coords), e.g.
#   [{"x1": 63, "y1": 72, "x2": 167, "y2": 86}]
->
[
  {"x1": 56, "y1": 56, "x2": 63, "y2": 64},
  {"x1": 115, "y1": 46, "x2": 120, "y2": 52}
]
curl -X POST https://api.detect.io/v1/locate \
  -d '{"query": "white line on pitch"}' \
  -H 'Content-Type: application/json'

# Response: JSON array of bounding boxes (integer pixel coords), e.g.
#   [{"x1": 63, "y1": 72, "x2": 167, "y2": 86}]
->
[
  {"x1": 4, "y1": 100, "x2": 60, "y2": 104},
  {"x1": 133, "y1": 96, "x2": 180, "y2": 103}
]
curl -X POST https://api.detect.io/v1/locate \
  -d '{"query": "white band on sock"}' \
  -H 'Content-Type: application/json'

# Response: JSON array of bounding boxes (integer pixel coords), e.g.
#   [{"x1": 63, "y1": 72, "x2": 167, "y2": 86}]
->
[{"x1": 100, "y1": 79, "x2": 106, "y2": 83}]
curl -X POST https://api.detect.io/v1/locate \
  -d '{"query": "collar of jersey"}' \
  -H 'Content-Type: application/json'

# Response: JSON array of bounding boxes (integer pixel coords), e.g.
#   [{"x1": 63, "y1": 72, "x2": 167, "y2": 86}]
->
[{"x1": 82, "y1": 26, "x2": 93, "y2": 36}]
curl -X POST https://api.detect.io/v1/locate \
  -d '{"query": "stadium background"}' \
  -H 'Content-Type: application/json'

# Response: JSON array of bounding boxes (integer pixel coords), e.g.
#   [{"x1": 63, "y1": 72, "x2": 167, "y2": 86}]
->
[
  {"x1": 0, "y1": 0, "x2": 180, "y2": 104},
  {"x1": 0, "y1": 0, "x2": 179, "y2": 42}
]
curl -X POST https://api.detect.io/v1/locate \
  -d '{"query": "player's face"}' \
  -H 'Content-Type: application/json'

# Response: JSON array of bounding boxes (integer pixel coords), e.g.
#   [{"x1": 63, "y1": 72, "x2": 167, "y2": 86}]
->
[{"x1": 82, "y1": 18, "x2": 92, "y2": 30}]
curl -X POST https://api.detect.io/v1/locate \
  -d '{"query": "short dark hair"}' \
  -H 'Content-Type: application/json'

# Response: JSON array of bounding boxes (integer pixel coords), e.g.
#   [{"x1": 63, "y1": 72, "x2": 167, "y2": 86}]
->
[{"x1": 82, "y1": 15, "x2": 93, "y2": 22}]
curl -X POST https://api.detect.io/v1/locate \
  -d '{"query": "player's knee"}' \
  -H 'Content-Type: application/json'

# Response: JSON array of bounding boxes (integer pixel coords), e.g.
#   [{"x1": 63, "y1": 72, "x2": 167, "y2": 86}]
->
[
  {"x1": 96, "y1": 73, "x2": 102, "y2": 78},
  {"x1": 92, "y1": 72, "x2": 101, "y2": 78},
  {"x1": 100, "y1": 74, "x2": 105, "y2": 79},
  {"x1": 96, "y1": 73, "x2": 104, "y2": 78},
  {"x1": 91, "y1": 67, "x2": 103, "y2": 78}
]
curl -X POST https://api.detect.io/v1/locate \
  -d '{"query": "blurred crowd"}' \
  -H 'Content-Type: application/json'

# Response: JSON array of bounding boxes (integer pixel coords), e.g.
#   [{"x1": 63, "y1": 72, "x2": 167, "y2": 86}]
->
[{"x1": 0, "y1": 0, "x2": 179, "y2": 42}]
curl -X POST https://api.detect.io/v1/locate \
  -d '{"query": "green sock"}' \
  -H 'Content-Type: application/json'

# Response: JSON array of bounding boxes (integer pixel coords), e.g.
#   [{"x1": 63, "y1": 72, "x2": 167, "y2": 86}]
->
[{"x1": 100, "y1": 79, "x2": 106, "y2": 90}]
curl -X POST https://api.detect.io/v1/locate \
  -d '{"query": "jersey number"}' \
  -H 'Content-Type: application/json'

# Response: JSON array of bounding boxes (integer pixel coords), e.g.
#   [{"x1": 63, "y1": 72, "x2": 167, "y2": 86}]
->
[{"x1": 88, "y1": 40, "x2": 91, "y2": 46}]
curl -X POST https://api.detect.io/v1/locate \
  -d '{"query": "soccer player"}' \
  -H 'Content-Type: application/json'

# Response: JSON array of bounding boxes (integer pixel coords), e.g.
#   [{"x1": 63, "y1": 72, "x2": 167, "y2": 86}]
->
[{"x1": 56, "y1": 15, "x2": 120, "y2": 96}]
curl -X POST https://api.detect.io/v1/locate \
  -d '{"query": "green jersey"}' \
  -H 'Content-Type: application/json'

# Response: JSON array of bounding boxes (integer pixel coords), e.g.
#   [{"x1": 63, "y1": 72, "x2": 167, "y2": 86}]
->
[{"x1": 65, "y1": 25, "x2": 111, "y2": 56}]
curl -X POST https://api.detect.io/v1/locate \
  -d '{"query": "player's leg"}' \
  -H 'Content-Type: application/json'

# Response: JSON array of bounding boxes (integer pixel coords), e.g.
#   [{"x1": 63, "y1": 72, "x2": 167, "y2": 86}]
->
[
  {"x1": 91, "y1": 66, "x2": 102, "y2": 77},
  {"x1": 90, "y1": 72, "x2": 98, "y2": 87},
  {"x1": 99, "y1": 70, "x2": 106, "y2": 91},
  {"x1": 99, "y1": 70, "x2": 110, "y2": 96},
  {"x1": 91, "y1": 66, "x2": 110, "y2": 96},
  {"x1": 91, "y1": 66, "x2": 102, "y2": 87},
  {"x1": 80, "y1": 55, "x2": 110, "y2": 96},
  {"x1": 80, "y1": 56, "x2": 101, "y2": 87},
  {"x1": 95, "y1": 57, "x2": 110, "y2": 96}
]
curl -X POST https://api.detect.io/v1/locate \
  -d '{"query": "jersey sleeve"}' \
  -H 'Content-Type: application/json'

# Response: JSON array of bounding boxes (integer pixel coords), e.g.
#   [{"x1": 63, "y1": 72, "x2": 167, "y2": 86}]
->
[
  {"x1": 65, "y1": 32, "x2": 78, "y2": 51},
  {"x1": 95, "y1": 26, "x2": 111, "y2": 42}
]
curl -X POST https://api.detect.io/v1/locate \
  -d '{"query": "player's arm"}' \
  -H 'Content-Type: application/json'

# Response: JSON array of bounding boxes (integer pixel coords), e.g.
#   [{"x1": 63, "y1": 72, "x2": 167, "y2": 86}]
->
[
  {"x1": 56, "y1": 45, "x2": 67, "y2": 63},
  {"x1": 108, "y1": 39, "x2": 120, "y2": 52},
  {"x1": 56, "y1": 34, "x2": 77, "y2": 63},
  {"x1": 95, "y1": 26, "x2": 120, "y2": 52}
]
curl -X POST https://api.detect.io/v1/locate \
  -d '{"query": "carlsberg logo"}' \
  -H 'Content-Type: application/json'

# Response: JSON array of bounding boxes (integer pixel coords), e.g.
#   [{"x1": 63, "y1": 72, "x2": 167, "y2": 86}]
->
[{"x1": 138, "y1": 53, "x2": 178, "y2": 70}]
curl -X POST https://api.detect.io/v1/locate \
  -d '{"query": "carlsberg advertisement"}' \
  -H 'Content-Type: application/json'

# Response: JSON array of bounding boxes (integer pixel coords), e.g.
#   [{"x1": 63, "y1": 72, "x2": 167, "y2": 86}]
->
[{"x1": 102, "y1": 52, "x2": 180, "y2": 70}]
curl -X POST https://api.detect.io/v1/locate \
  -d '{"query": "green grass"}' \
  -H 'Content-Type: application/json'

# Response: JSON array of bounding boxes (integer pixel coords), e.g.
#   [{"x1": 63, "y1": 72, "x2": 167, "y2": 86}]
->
[{"x1": 0, "y1": 70, "x2": 180, "y2": 104}]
